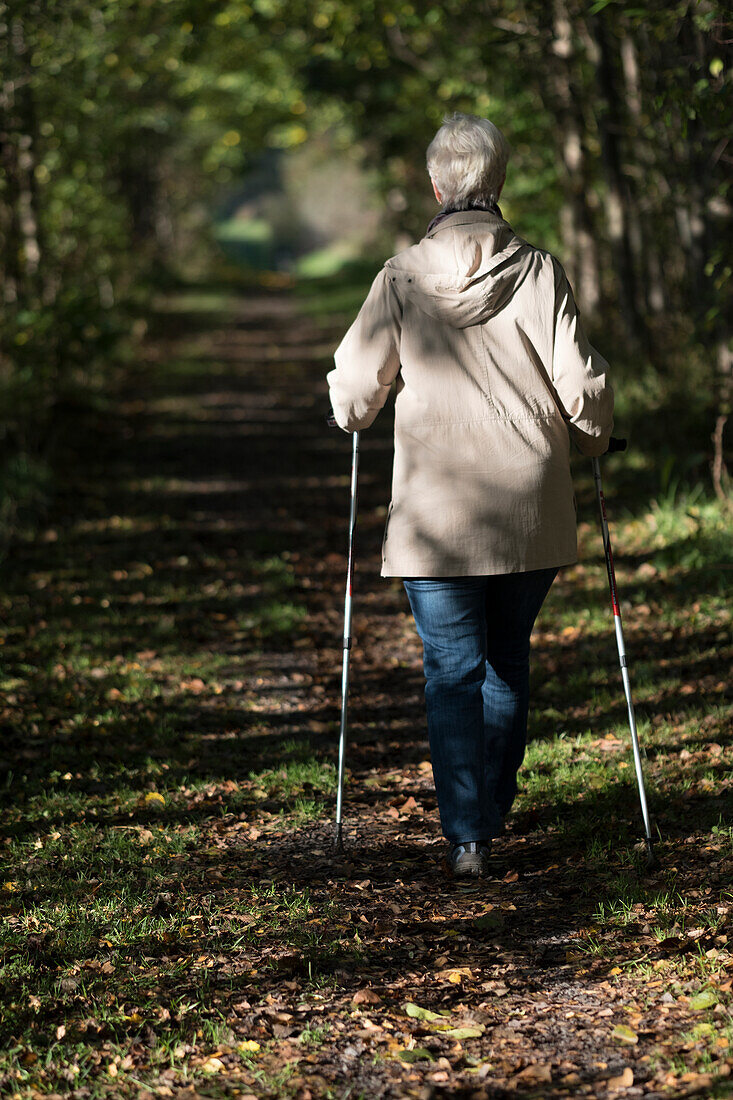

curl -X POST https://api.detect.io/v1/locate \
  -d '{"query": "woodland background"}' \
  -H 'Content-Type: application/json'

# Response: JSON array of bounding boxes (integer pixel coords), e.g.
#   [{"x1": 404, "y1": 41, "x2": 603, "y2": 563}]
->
[
  {"x1": 1, "y1": 4, "x2": 732, "y2": 1099},
  {"x1": 1, "y1": 0, "x2": 731, "y2": 538}
]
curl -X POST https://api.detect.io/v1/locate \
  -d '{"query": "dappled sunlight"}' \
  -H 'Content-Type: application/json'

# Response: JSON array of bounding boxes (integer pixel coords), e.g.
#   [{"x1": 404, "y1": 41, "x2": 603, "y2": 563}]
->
[
  {"x1": 1, "y1": 1, "x2": 729, "y2": 1092},
  {"x1": 2, "y1": 284, "x2": 730, "y2": 1099}
]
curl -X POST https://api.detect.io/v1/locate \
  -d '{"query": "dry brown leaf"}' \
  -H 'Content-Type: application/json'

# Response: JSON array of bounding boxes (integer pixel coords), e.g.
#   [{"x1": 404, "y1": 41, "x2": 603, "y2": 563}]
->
[
  {"x1": 352, "y1": 988, "x2": 381, "y2": 1005},
  {"x1": 439, "y1": 966, "x2": 473, "y2": 984},
  {"x1": 399, "y1": 796, "x2": 421, "y2": 814},
  {"x1": 607, "y1": 1066, "x2": 634, "y2": 1089},
  {"x1": 515, "y1": 1063, "x2": 552, "y2": 1083}
]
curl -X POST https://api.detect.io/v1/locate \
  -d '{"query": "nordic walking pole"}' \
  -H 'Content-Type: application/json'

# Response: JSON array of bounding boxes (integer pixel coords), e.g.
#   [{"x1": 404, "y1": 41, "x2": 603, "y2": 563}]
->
[
  {"x1": 593, "y1": 437, "x2": 656, "y2": 868},
  {"x1": 327, "y1": 409, "x2": 360, "y2": 853}
]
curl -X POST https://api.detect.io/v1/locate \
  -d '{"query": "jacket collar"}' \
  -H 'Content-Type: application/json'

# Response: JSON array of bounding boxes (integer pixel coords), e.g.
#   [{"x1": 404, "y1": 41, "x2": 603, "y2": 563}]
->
[{"x1": 425, "y1": 207, "x2": 505, "y2": 238}]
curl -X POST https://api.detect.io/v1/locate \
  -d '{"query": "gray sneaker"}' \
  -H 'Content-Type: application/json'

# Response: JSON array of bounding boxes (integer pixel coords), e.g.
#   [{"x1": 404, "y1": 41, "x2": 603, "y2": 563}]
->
[{"x1": 449, "y1": 841, "x2": 491, "y2": 877}]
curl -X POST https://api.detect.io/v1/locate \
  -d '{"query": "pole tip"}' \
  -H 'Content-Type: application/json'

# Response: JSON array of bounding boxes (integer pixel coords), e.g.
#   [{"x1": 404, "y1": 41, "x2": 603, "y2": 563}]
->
[{"x1": 333, "y1": 823, "x2": 344, "y2": 853}]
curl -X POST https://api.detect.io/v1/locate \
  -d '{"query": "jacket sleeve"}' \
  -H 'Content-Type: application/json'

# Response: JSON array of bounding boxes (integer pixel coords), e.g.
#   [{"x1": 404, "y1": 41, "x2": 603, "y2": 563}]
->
[
  {"x1": 551, "y1": 263, "x2": 614, "y2": 457},
  {"x1": 326, "y1": 267, "x2": 402, "y2": 432}
]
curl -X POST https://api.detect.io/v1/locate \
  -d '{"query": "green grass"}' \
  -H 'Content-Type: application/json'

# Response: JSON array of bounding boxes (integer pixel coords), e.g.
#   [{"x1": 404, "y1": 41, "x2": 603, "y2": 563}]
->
[
  {"x1": 293, "y1": 256, "x2": 387, "y2": 320},
  {"x1": 1, "y1": 284, "x2": 730, "y2": 1098}
]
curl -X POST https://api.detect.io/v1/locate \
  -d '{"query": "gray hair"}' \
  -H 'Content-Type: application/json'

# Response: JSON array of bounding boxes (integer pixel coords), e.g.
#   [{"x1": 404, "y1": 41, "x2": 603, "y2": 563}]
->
[{"x1": 426, "y1": 113, "x2": 510, "y2": 210}]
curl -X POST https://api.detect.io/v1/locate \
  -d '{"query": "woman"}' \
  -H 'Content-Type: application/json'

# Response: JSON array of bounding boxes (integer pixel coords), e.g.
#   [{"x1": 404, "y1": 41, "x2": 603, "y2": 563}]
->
[{"x1": 327, "y1": 113, "x2": 613, "y2": 877}]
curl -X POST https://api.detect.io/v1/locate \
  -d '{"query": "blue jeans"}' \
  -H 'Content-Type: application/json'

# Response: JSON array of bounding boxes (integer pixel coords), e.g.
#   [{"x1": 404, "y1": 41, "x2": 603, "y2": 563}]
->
[{"x1": 403, "y1": 569, "x2": 557, "y2": 844}]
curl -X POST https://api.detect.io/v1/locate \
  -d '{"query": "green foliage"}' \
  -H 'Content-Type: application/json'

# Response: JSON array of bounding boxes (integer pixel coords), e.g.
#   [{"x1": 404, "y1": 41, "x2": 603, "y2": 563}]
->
[
  {"x1": 0, "y1": 0, "x2": 313, "y2": 535},
  {"x1": 1, "y1": 0, "x2": 730, "y2": 539}
]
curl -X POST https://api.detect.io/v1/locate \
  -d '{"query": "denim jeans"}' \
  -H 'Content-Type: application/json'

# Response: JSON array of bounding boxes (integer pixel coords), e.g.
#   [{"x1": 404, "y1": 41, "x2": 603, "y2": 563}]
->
[{"x1": 403, "y1": 568, "x2": 557, "y2": 845}]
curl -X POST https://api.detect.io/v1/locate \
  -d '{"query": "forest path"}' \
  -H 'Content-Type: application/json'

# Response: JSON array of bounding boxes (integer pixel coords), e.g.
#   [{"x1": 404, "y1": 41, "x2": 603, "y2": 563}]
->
[{"x1": 1, "y1": 284, "x2": 731, "y2": 1099}]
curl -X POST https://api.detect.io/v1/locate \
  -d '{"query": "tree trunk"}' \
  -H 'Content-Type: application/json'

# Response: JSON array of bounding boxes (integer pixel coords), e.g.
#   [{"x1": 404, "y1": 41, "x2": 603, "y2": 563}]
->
[
  {"x1": 618, "y1": 33, "x2": 666, "y2": 315},
  {"x1": 0, "y1": 75, "x2": 23, "y2": 307},
  {"x1": 543, "y1": 0, "x2": 601, "y2": 317},
  {"x1": 587, "y1": 11, "x2": 645, "y2": 345},
  {"x1": 7, "y1": 14, "x2": 43, "y2": 288},
  {"x1": 711, "y1": 336, "x2": 732, "y2": 502}
]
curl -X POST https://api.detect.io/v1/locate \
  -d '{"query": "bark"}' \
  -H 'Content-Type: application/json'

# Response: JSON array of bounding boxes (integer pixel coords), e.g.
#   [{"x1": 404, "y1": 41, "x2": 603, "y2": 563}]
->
[
  {"x1": 675, "y1": 10, "x2": 728, "y2": 323},
  {"x1": 587, "y1": 11, "x2": 644, "y2": 345},
  {"x1": 0, "y1": 74, "x2": 23, "y2": 306},
  {"x1": 7, "y1": 15, "x2": 43, "y2": 287},
  {"x1": 675, "y1": 8, "x2": 732, "y2": 496},
  {"x1": 619, "y1": 34, "x2": 665, "y2": 314},
  {"x1": 711, "y1": 312, "x2": 732, "y2": 503},
  {"x1": 542, "y1": 0, "x2": 601, "y2": 316}
]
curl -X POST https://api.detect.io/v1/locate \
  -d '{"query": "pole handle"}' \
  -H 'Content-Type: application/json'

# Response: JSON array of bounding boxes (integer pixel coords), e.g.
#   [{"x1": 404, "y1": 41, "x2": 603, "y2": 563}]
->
[{"x1": 607, "y1": 437, "x2": 627, "y2": 453}]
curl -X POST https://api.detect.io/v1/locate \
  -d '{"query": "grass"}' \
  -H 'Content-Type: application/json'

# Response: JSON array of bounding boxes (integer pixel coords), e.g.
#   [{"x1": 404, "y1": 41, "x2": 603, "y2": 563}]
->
[
  {"x1": 293, "y1": 256, "x2": 387, "y2": 320},
  {"x1": 0, "y1": 277, "x2": 730, "y2": 1097}
]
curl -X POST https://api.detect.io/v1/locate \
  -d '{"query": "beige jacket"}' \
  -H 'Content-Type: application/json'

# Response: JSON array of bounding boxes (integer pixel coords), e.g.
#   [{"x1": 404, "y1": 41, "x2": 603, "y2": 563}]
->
[{"x1": 327, "y1": 209, "x2": 614, "y2": 577}]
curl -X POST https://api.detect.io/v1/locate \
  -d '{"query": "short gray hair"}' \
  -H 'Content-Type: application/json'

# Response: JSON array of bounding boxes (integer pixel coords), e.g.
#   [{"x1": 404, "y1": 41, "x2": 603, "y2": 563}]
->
[{"x1": 426, "y1": 113, "x2": 510, "y2": 210}]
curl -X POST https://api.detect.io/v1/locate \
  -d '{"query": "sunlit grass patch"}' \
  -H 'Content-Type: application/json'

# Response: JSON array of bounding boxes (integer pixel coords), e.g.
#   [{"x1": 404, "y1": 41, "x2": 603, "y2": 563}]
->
[
  {"x1": 250, "y1": 758, "x2": 336, "y2": 800},
  {"x1": 237, "y1": 599, "x2": 306, "y2": 638},
  {"x1": 2, "y1": 283, "x2": 731, "y2": 1098},
  {"x1": 293, "y1": 257, "x2": 386, "y2": 321}
]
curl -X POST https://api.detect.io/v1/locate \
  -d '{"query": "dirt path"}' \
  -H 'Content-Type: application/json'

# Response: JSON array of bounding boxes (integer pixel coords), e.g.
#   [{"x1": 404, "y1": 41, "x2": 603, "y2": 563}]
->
[{"x1": 2, "y1": 286, "x2": 731, "y2": 1099}]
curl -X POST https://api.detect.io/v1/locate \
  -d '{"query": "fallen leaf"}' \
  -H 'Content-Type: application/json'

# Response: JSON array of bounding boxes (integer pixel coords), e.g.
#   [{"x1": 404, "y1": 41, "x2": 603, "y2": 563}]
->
[
  {"x1": 473, "y1": 912, "x2": 505, "y2": 932},
  {"x1": 399, "y1": 796, "x2": 421, "y2": 814},
  {"x1": 439, "y1": 1025, "x2": 484, "y2": 1039},
  {"x1": 397, "y1": 1048, "x2": 435, "y2": 1063},
  {"x1": 238, "y1": 1040, "x2": 260, "y2": 1054},
  {"x1": 439, "y1": 966, "x2": 473, "y2": 984},
  {"x1": 689, "y1": 989, "x2": 718, "y2": 1011},
  {"x1": 483, "y1": 980, "x2": 510, "y2": 997},
  {"x1": 181, "y1": 677, "x2": 206, "y2": 693},
  {"x1": 607, "y1": 1067, "x2": 634, "y2": 1090},
  {"x1": 403, "y1": 1002, "x2": 442, "y2": 1022},
  {"x1": 353, "y1": 989, "x2": 381, "y2": 1005},
  {"x1": 612, "y1": 1024, "x2": 638, "y2": 1045},
  {"x1": 515, "y1": 1063, "x2": 552, "y2": 1083},
  {"x1": 658, "y1": 936, "x2": 688, "y2": 953},
  {"x1": 202, "y1": 1056, "x2": 225, "y2": 1073}
]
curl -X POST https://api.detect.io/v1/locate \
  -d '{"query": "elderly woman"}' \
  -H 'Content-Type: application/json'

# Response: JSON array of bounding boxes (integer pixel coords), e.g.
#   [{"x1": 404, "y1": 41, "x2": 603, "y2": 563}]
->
[{"x1": 327, "y1": 113, "x2": 613, "y2": 877}]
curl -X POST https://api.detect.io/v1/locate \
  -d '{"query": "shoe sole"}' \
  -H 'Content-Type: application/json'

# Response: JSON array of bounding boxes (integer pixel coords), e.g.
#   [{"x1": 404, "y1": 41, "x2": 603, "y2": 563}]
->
[{"x1": 451, "y1": 857, "x2": 489, "y2": 877}]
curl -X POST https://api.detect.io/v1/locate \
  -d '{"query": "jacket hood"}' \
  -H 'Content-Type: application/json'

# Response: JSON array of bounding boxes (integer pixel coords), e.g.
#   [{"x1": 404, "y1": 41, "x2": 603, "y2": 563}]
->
[{"x1": 386, "y1": 218, "x2": 536, "y2": 329}]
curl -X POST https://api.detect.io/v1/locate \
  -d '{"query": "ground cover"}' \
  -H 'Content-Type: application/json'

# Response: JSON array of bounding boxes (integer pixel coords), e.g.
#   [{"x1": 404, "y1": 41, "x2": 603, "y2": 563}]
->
[{"x1": 1, "y1": 282, "x2": 731, "y2": 1099}]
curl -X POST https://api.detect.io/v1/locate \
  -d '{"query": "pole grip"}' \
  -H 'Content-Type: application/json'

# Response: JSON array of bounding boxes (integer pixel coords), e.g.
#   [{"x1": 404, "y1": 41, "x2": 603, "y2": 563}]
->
[{"x1": 607, "y1": 437, "x2": 627, "y2": 453}]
